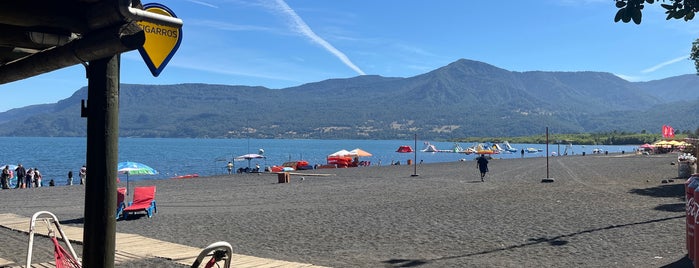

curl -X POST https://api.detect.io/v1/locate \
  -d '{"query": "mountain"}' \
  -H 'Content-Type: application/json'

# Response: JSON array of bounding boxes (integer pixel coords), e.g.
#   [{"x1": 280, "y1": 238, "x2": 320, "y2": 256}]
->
[
  {"x1": 634, "y1": 74, "x2": 699, "y2": 102},
  {"x1": 0, "y1": 59, "x2": 693, "y2": 140}
]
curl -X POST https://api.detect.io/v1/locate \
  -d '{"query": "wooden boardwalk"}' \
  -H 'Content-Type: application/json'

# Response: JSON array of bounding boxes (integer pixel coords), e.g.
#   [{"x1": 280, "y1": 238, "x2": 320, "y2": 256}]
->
[{"x1": 0, "y1": 213, "x2": 328, "y2": 268}]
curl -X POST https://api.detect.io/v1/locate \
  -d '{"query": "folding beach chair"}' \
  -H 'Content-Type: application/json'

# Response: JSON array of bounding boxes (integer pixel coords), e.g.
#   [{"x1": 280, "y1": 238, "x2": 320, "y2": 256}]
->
[
  {"x1": 26, "y1": 211, "x2": 81, "y2": 268},
  {"x1": 116, "y1": 187, "x2": 126, "y2": 219},
  {"x1": 122, "y1": 186, "x2": 157, "y2": 220},
  {"x1": 191, "y1": 241, "x2": 233, "y2": 268}
]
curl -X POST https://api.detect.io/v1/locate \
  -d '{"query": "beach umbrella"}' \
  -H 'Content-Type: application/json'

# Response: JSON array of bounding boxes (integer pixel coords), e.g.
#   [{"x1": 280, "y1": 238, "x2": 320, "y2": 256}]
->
[
  {"x1": 328, "y1": 149, "x2": 351, "y2": 157},
  {"x1": 347, "y1": 148, "x2": 372, "y2": 157},
  {"x1": 117, "y1": 161, "x2": 158, "y2": 195},
  {"x1": 639, "y1": 143, "x2": 654, "y2": 149},
  {"x1": 234, "y1": 153, "x2": 265, "y2": 168}
]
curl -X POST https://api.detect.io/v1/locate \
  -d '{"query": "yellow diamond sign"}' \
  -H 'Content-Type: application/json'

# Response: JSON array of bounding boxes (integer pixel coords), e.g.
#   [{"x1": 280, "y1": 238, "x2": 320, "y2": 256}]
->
[{"x1": 137, "y1": 3, "x2": 182, "y2": 77}]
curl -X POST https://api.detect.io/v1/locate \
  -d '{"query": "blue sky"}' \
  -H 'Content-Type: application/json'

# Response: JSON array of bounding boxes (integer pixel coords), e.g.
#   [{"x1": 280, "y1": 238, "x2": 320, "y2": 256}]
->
[{"x1": 2, "y1": 0, "x2": 699, "y2": 112}]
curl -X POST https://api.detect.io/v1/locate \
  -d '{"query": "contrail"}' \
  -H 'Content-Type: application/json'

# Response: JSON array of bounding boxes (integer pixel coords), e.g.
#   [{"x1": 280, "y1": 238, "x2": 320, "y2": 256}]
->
[
  {"x1": 272, "y1": 0, "x2": 366, "y2": 75},
  {"x1": 641, "y1": 55, "x2": 687, "y2": 73},
  {"x1": 187, "y1": 0, "x2": 218, "y2": 8}
]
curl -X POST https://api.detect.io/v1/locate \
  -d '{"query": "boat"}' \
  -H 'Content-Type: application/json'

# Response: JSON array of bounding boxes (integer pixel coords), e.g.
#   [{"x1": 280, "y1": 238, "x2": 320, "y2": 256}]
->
[{"x1": 525, "y1": 148, "x2": 539, "y2": 153}]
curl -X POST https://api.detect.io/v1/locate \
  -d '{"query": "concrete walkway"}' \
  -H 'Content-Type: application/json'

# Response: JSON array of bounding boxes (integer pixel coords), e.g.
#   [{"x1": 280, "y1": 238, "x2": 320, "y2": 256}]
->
[{"x1": 0, "y1": 213, "x2": 328, "y2": 268}]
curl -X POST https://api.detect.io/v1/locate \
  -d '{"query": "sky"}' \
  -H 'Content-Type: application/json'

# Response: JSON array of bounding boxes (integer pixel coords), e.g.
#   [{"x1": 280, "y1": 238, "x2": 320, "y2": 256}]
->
[{"x1": 2, "y1": 0, "x2": 699, "y2": 112}]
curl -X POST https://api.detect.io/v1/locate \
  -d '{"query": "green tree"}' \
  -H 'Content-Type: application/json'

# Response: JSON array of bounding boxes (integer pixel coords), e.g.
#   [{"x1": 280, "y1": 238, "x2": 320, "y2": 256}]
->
[{"x1": 614, "y1": 0, "x2": 698, "y2": 24}]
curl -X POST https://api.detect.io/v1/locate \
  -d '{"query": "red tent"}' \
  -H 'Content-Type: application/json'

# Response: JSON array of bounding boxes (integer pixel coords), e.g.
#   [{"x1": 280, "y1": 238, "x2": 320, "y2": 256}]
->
[{"x1": 396, "y1": 145, "x2": 414, "y2": 153}]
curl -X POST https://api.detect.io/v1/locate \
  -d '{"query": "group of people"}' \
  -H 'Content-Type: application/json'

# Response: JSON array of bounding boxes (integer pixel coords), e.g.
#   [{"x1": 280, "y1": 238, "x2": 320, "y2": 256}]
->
[
  {"x1": 0, "y1": 164, "x2": 87, "y2": 189},
  {"x1": 1, "y1": 164, "x2": 43, "y2": 189}
]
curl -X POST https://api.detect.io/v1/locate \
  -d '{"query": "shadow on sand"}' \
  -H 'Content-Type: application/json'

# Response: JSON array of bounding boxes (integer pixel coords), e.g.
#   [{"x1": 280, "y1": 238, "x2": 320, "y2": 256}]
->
[
  {"x1": 60, "y1": 217, "x2": 84, "y2": 225},
  {"x1": 660, "y1": 255, "x2": 692, "y2": 268},
  {"x1": 630, "y1": 183, "x2": 684, "y2": 199},
  {"x1": 382, "y1": 215, "x2": 684, "y2": 267},
  {"x1": 630, "y1": 182, "x2": 687, "y2": 212}
]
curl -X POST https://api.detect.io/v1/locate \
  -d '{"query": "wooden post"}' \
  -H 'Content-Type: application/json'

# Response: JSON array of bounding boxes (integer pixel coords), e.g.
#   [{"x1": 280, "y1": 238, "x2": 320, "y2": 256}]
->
[{"x1": 82, "y1": 55, "x2": 120, "y2": 268}]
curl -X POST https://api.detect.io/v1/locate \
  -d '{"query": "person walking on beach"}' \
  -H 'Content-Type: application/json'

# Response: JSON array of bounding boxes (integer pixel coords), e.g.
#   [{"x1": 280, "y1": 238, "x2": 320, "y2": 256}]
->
[
  {"x1": 79, "y1": 165, "x2": 87, "y2": 185},
  {"x1": 476, "y1": 154, "x2": 489, "y2": 182},
  {"x1": 520, "y1": 149, "x2": 524, "y2": 158},
  {"x1": 67, "y1": 170, "x2": 73, "y2": 185}
]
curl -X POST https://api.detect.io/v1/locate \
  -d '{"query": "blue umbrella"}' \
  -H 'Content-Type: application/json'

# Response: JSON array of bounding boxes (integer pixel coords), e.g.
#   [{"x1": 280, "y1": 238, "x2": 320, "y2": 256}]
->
[{"x1": 117, "y1": 161, "x2": 158, "y2": 195}]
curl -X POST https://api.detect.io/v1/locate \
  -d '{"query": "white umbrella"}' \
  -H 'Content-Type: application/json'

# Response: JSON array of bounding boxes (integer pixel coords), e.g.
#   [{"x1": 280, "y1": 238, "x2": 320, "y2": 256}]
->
[
  {"x1": 328, "y1": 149, "x2": 350, "y2": 157},
  {"x1": 234, "y1": 153, "x2": 265, "y2": 168}
]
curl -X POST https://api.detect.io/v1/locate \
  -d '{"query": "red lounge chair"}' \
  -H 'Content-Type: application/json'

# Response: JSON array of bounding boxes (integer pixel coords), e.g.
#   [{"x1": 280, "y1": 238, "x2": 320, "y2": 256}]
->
[
  {"x1": 122, "y1": 186, "x2": 157, "y2": 220},
  {"x1": 116, "y1": 187, "x2": 126, "y2": 219}
]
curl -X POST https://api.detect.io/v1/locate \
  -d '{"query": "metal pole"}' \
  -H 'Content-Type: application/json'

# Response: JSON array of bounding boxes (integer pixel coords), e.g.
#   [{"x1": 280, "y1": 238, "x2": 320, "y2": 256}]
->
[
  {"x1": 83, "y1": 55, "x2": 120, "y2": 268},
  {"x1": 546, "y1": 127, "x2": 549, "y2": 179},
  {"x1": 412, "y1": 133, "x2": 419, "y2": 177}
]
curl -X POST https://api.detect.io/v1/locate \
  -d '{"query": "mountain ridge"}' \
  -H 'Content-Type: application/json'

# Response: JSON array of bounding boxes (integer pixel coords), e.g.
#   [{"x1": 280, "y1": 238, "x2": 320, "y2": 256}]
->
[{"x1": 0, "y1": 58, "x2": 695, "y2": 140}]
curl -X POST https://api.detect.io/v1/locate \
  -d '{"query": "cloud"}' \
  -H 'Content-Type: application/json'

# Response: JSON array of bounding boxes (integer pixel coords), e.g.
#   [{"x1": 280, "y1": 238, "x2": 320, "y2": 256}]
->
[
  {"x1": 641, "y1": 56, "x2": 687, "y2": 73},
  {"x1": 187, "y1": 0, "x2": 218, "y2": 8},
  {"x1": 269, "y1": 0, "x2": 366, "y2": 75}
]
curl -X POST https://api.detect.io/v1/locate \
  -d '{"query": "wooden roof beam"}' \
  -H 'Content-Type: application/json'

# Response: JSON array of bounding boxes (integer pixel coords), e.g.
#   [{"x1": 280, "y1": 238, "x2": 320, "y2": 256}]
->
[{"x1": 0, "y1": 22, "x2": 144, "y2": 84}]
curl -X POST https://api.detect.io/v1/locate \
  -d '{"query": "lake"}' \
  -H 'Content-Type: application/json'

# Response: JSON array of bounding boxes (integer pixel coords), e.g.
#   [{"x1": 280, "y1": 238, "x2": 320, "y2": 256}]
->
[{"x1": 0, "y1": 137, "x2": 639, "y2": 185}]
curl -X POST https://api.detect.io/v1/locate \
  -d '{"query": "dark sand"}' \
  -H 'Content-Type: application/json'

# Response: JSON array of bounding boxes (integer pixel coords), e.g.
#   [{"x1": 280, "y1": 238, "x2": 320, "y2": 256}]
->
[{"x1": 0, "y1": 153, "x2": 691, "y2": 267}]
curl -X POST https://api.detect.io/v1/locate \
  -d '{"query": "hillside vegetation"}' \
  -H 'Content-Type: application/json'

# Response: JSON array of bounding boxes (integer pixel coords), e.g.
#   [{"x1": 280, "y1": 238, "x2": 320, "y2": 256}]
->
[{"x1": 1, "y1": 59, "x2": 699, "y2": 140}]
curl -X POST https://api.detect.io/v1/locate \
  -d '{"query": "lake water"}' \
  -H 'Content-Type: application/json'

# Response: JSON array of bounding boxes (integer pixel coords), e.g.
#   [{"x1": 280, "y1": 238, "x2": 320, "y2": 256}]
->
[{"x1": 0, "y1": 137, "x2": 639, "y2": 185}]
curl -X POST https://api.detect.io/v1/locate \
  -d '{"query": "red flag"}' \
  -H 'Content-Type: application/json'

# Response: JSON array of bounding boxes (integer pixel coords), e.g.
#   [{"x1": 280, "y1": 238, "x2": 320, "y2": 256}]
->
[
  {"x1": 662, "y1": 125, "x2": 675, "y2": 138},
  {"x1": 668, "y1": 125, "x2": 675, "y2": 138}
]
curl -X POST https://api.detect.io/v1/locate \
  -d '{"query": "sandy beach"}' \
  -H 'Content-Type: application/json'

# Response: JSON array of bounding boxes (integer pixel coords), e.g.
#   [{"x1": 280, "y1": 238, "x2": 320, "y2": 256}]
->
[{"x1": 0, "y1": 153, "x2": 690, "y2": 267}]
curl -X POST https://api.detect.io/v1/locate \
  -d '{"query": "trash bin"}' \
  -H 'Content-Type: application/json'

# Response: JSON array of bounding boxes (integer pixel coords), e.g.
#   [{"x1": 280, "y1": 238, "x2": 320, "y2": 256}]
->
[{"x1": 679, "y1": 161, "x2": 697, "y2": 179}]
